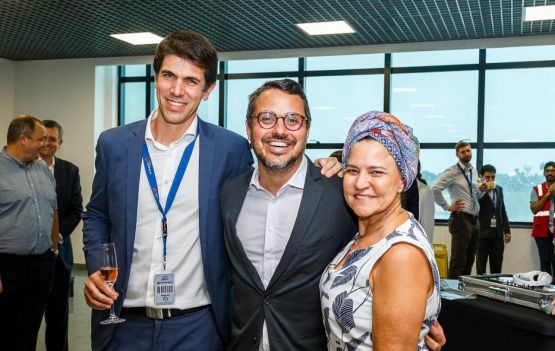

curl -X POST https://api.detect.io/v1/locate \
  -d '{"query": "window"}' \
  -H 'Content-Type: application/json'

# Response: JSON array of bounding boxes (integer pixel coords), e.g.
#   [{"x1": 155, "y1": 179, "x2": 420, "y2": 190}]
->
[
  {"x1": 485, "y1": 68, "x2": 555, "y2": 142},
  {"x1": 118, "y1": 45, "x2": 555, "y2": 224},
  {"x1": 227, "y1": 58, "x2": 298, "y2": 74},
  {"x1": 304, "y1": 75, "x2": 384, "y2": 143},
  {"x1": 391, "y1": 49, "x2": 478, "y2": 67},
  {"x1": 306, "y1": 53, "x2": 384, "y2": 70},
  {"x1": 120, "y1": 82, "x2": 148, "y2": 124},
  {"x1": 487, "y1": 45, "x2": 555, "y2": 63},
  {"x1": 482, "y1": 149, "x2": 553, "y2": 222},
  {"x1": 390, "y1": 71, "x2": 479, "y2": 142}
]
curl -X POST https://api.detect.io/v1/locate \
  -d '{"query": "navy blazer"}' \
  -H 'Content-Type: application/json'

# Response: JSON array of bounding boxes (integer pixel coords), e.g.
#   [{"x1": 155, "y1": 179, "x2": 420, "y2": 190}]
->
[
  {"x1": 221, "y1": 160, "x2": 358, "y2": 351},
  {"x1": 82, "y1": 118, "x2": 253, "y2": 350},
  {"x1": 478, "y1": 185, "x2": 511, "y2": 238},
  {"x1": 54, "y1": 157, "x2": 83, "y2": 270}
]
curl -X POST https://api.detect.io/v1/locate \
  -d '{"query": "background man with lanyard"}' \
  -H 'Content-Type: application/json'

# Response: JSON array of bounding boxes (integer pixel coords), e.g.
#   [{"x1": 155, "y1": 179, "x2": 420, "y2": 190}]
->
[{"x1": 432, "y1": 141, "x2": 485, "y2": 278}]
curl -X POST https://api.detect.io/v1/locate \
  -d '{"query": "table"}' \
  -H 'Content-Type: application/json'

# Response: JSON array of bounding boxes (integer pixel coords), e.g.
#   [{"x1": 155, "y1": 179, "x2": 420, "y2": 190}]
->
[{"x1": 439, "y1": 295, "x2": 555, "y2": 351}]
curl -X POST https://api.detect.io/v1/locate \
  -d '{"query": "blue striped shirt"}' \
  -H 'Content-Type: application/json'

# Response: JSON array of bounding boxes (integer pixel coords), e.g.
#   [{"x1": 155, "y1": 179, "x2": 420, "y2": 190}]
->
[{"x1": 0, "y1": 149, "x2": 57, "y2": 255}]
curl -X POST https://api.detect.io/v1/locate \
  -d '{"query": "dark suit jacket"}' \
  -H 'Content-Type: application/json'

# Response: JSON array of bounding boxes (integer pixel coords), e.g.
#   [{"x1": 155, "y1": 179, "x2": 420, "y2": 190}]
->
[
  {"x1": 54, "y1": 157, "x2": 83, "y2": 270},
  {"x1": 478, "y1": 185, "x2": 510, "y2": 239},
  {"x1": 82, "y1": 118, "x2": 253, "y2": 350},
  {"x1": 221, "y1": 160, "x2": 358, "y2": 351}
]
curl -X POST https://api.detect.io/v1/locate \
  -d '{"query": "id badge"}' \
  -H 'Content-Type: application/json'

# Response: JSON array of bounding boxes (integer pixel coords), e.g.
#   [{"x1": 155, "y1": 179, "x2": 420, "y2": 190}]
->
[
  {"x1": 490, "y1": 216, "x2": 497, "y2": 228},
  {"x1": 154, "y1": 272, "x2": 175, "y2": 305}
]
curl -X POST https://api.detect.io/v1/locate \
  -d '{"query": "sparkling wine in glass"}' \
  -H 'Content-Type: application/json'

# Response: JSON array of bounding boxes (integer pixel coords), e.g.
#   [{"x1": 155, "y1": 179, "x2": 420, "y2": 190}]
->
[{"x1": 99, "y1": 243, "x2": 125, "y2": 324}]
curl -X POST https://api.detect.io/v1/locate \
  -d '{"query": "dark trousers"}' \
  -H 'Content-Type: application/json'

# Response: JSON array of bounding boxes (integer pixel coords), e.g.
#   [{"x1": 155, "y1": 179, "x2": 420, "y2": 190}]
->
[
  {"x1": 44, "y1": 257, "x2": 71, "y2": 351},
  {"x1": 0, "y1": 250, "x2": 56, "y2": 351},
  {"x1": 476, "y1": 236, "x2": 505, "y2": 274},
  {"x1": 448, "y1": 212, "x2": 479, "y2": 279},
  {"x1": 534, "y1": 233, "x2": 555, "y2": 275},
  {"x1": 103, "y1": 306, "x2": 224, "y2": 351}
]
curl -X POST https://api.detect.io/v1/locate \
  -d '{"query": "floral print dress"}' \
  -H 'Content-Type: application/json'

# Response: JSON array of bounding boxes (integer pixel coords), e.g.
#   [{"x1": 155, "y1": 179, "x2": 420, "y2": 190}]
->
[{"x1": 319, "y1": 216, "x2": 441, "y2": 351}]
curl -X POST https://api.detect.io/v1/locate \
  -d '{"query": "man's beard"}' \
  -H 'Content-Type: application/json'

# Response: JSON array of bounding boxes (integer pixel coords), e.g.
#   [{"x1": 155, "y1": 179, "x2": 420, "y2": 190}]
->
[
  {"x1": 460, "y1": 156, "x2": 471, "y2": 164},
  {"x1": 254, "y1": 134, "x2": 305, "y2": 173}
]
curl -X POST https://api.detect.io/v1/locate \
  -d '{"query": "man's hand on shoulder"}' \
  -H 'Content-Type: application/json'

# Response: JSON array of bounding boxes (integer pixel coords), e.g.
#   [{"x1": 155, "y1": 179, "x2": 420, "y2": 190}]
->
[{"x1": 314, "y1": 157, "x2": 342, "y2": 178}]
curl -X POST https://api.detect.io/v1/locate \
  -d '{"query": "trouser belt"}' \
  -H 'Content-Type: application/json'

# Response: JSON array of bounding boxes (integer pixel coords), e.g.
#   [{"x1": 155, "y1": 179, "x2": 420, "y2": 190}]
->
[{"x1": 122, "y1": 305, "x2": 210, "y2": 320}]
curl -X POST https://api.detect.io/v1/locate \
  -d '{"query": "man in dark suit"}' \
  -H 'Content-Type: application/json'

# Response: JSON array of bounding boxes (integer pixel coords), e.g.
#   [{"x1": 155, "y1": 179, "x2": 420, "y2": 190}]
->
[
  {"x1": 82, "y1": 31, "x2": 253, "y2": 351},
  {"x1": 221, "y1": 79, "x2": 357, "y2": 350},
  {"x1": 39, "y1": 120, "x2": 83, "y2": 351},
  {"x1": 476, "y1": 164, "x2": 511, "y2": 274}
]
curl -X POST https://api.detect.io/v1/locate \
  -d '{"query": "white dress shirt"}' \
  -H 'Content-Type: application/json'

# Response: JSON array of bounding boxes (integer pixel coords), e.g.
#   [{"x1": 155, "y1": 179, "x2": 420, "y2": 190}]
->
[
  {"x1": 123, "y1": 110, "x2": 211, "y2": 309},
  {"x1": 235, "y1": 156, "x2": 308, "y2": 351},
  {"x1": 432, "y1": 161, "x2": 484, "y2": 216}
]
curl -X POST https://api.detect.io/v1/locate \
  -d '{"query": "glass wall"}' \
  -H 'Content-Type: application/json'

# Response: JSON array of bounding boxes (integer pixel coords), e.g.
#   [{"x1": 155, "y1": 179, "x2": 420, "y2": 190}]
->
[{"x1": 118, "y1": 44, "x2": 555, "y2": 223}]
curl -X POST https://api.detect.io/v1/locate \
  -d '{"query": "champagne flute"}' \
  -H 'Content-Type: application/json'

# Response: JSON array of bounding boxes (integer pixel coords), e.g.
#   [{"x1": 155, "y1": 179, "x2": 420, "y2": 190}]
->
[{"x1": 98, "y1": 243, "x2": 125, "y2": 324}]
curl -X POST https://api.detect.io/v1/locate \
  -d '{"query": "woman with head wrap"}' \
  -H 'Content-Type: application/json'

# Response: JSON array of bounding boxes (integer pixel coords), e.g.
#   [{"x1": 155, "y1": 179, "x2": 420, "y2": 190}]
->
[{"x1": 320, "y1": 111, "x2": 441, "y2": 350}]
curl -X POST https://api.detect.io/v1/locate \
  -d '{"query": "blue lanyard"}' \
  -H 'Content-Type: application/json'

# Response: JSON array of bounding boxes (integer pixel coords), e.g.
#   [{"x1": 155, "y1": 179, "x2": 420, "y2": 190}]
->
[
  {"x1": 489, "y1": 190, "x2": 496, "y2": 212},
  {"x1": 142, "y1": 125, "x2": 199, "y2": 270},
  {"x1": 457, "y1": 164, "x2": 473, "y2": 195}
]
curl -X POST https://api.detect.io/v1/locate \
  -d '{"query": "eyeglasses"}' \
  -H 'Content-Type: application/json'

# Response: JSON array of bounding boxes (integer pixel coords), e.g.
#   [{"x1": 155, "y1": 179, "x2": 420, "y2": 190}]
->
[{"x1": 251, "y1": 111, "x2": 307, "y2": 131}]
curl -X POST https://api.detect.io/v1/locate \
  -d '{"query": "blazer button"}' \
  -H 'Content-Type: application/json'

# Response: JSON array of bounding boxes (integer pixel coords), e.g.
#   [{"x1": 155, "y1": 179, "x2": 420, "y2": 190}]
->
[
  {"x1": 252, "y1": 336, "x2": 258, "y2": 344},
  {"x1": 264, "y1": 296, "x2": 271, "y2": 305}
]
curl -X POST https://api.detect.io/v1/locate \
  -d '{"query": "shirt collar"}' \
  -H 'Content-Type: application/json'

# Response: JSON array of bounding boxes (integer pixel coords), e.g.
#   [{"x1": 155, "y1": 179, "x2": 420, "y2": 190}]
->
[
  {"x1": 2, "y1": 148, "x2": 30, "y2": 168},
  {"x1": 39, "y1": 157, "x2": 55, "y2": 174},
  {"x1": 144, "y1": 108, "x2": 198, "y2": 150},
  {"x1": 250, "y1": 155, "x2": 308, "y2": 194},
  {"x1": 458, "y1": 161, "x2": 473, "y2": 171}
]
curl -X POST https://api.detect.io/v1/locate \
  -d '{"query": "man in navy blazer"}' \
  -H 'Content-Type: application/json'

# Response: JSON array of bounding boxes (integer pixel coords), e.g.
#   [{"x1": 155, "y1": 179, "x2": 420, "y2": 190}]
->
[
  {"x1": 82, "y1": 31, "x2": 253, "y2": 350},
  {"x1": 40, "y1": 120, "x2": 83, "y2": 351},
  {"x1": 476, "y1": 164, "x2": 511, "y2": 274}
]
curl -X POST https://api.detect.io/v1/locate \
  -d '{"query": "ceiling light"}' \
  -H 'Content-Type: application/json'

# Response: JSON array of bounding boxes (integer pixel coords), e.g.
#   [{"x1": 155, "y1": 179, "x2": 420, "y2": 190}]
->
[
  {"x1": 524, "y1": 5, "x2": 555, "y2": 21},
  {"x1": 110, "y1": 32, "x2": 163, "y2": 45},
  {"x1": 296, "y1": 21, "x2": 355, "y2": 35}
]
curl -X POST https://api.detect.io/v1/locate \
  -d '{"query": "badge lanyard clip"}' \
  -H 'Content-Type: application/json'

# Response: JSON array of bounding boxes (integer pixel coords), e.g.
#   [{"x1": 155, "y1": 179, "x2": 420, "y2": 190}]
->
[{"x1": 142, "y1": 124, "x2": 199, "y2": 272}]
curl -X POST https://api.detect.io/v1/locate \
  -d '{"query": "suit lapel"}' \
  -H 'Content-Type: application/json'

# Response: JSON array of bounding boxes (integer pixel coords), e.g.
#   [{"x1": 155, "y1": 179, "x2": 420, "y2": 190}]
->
[
  {"x1": 125, "y1": 121, "x2": 146, "y2": 271},
  {"x1": 266, "y1": 162, "x2": 323, "y2": 290},
  {"x1": 198, "y1": 119, "x2": 214, "y2": 260},
  {"x1": 53, "y1": 159, "x2": 64, "y2": 197},
  {"x1": 227, "y1": 169, "x2": 265, "y2": 291}
]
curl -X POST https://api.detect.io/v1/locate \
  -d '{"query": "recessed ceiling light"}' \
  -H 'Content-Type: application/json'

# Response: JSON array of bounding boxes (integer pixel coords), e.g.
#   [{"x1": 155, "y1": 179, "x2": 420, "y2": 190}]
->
[
  {"x1": 296, "y1": 20, "x2": 355, "y2": 35},
  {"x1": 524, "y1": 5, "x2": 555, "y2": 21},
  {"x1": 110, "y1": 32, "x2": 163, "y2": 45}
]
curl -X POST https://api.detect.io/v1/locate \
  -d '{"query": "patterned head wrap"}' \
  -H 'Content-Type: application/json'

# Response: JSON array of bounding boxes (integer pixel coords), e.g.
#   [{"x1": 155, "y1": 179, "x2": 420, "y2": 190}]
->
[{"x1": 343, "y1": 111, "x2": 417, "y2": 191}]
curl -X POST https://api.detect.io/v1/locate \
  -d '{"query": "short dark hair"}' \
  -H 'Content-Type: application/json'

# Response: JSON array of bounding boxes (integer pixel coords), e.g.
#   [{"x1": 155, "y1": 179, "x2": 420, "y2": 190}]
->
[
  {"x1": 479, "y1": 164, "x2": 497, "y2": 176},
  {"x1": 544, "y1": 161, "x2": 555, "y2": 171},
  {"x1": 329, "y1": 150, "x2": 342, "y2": 163},
  {"x1": 42, "y1": 119, "x2": 63, "y2": 141},
  {"x1": 246, "y1": 79, "x2": 311, "y2": 128},
  {"x1": 153, "y1": 31, "x2": 217, "y2": 90},
  {"x1": 455, "y1": 141, "x2": 470, "y2": 152},
  {"x1": 7, "y1": 115, "x2": 42, "y2": 144}
]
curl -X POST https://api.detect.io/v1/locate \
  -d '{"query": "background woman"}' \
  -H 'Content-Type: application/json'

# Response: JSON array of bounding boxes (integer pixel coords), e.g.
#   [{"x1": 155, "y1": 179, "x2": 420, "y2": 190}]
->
[{"x1": 320, "y1": 111, "x2": 441, "y2": 350}]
